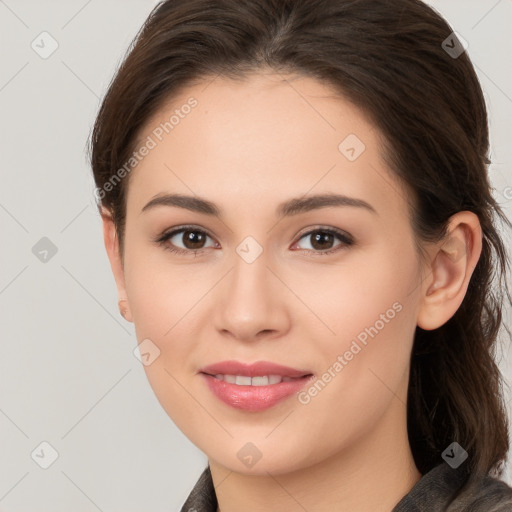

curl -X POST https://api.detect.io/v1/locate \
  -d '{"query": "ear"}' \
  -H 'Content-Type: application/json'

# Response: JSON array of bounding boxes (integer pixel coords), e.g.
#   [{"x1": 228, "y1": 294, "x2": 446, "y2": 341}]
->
[
  {"x1": 101, "y1": 209, "x2": 133, "y2": 323},
  {"x1": 417, "y1": 211, "x2": 483, "y2": 330}
]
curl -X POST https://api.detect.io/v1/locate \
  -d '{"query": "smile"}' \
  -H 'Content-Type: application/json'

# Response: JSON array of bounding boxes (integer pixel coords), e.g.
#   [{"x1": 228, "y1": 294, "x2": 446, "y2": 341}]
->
[
  {"x1": 199, "y1": 360, "x2": 314, "y2": 411},
  {"x1": 209, "y1": 374, "x2": 303, "y2": 385}
]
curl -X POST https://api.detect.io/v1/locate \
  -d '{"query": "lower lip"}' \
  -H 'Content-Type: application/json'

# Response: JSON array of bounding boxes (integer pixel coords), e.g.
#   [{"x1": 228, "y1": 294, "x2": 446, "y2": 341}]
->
[{"x1": 201, "y1": 373, "x2": 313, "y2": 411}]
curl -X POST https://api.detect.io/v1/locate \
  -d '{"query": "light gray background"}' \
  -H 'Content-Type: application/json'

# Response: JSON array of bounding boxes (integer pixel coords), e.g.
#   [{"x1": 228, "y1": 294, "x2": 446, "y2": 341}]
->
[{"x1": 1, "y1": 1, "x2": 511, "y2": 510}]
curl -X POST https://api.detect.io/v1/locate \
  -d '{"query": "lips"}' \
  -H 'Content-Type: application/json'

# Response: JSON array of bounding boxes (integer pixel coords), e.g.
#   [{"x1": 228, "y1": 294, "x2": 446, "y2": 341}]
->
[
  {"x1": 199, "y1": 360, "x2": 314, "y2": 411},
  {"x1": 210, "y1": 374, "x2": 299, "y2": 385},
  {"x1": 200, "y1": 360, "x2": 312, "y2": 379}
]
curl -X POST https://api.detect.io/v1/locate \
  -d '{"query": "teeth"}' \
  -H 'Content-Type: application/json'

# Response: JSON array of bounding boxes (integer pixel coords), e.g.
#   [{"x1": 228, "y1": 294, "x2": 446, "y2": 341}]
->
[
  {"x1": 212, "y1": 374, "x2": 299, "y2": 386},
  {"x1": 252, "y1": 376, "x2": 269, "y2": 386},
  {"x1": 235, "y1": 376, "x2": 252, "y2": 386}
]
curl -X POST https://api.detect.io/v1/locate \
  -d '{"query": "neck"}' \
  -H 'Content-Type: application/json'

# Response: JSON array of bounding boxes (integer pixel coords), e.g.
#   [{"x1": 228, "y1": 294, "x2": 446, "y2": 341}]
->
[{"x1": 210, "y1": 395, "x2": 421, "y2": 512}]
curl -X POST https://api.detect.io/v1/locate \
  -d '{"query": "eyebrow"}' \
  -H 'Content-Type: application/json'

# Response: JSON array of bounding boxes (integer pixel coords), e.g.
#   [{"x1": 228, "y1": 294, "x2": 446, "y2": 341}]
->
[{"x1": 141, "y1": 192, "x2": 377, "y2": 217}]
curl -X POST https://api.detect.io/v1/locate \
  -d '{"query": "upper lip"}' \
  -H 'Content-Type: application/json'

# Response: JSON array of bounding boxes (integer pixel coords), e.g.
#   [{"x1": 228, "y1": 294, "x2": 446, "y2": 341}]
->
[{"x1": 200, "y1": 360, "x2": 313, "y2": 378}]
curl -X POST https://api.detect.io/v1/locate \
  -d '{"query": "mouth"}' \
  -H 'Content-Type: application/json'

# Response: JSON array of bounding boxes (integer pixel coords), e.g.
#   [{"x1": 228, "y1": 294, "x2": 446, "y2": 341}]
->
[
  {"x1": 202, "y1": 373, "x2": 309, "y2": 385},
  {"x1": 199, "y1": 360, "x2": 314, "y2": 411}
]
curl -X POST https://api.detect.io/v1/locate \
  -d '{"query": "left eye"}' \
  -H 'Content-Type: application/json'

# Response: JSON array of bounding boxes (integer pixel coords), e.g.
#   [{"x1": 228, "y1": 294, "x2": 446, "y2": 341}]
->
[{"x1": 293, "y1": 228, "x2": 353, "y2": 254}]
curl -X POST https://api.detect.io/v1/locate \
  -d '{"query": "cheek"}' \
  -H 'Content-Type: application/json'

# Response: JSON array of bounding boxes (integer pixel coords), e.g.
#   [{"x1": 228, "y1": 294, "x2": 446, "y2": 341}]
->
[
  {"x1": 124, "y1": 259, "x2": 208, "y2": 436},
  {"x1": 126, "y1": 268, "x2": 205, "y2": 380},
  {"x1": 290, "y1": 297, "x2": 416, "y2": 466},
  {"x1": 288, "y1": 241, "x2": 420, "y2": 355},
  {"x1": 123, "y1": 242, "x2": 219, "y2": 412},
  {"x1": 123, "y1": 233, "x2": 210, "y2": 340},
  {"x1": 290, "y1": 242, "x2": 420, "y2": 424}
]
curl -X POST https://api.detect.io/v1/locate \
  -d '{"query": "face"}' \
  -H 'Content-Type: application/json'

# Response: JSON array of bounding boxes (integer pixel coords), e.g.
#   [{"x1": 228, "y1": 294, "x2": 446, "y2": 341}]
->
[{"x1": 114, "y1": 72, "x2": 427, "y2": 475}]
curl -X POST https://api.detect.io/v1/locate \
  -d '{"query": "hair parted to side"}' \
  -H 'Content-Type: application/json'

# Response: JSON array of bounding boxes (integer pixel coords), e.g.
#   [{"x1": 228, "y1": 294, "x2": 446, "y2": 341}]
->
[{"x1": 88, "y1": 0, "x2": 512, "y2": 486}]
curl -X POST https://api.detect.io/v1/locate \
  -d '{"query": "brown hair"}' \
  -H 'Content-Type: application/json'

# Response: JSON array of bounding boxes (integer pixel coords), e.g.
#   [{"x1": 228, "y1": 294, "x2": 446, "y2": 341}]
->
[{"x1": 88, "y1": 0, "x2": 512, "y2": 485}]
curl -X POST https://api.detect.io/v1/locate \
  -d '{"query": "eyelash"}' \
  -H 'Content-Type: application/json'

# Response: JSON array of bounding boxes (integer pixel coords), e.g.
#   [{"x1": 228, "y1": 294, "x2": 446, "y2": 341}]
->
[{"x1": 154, "y1": 224, "x2": 354, "y2": 257}]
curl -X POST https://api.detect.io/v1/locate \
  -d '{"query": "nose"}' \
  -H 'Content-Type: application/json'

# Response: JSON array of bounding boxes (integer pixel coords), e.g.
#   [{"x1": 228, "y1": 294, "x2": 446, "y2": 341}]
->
[{"x1": 213, "y1": 248, "x2": 291, "y2": 342}]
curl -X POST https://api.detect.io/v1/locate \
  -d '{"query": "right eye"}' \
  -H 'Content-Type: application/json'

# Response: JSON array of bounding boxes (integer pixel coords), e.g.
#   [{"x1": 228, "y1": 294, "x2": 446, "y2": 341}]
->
[{"x1": 156, "y1": 226, "x2": 219, "y2": 256}]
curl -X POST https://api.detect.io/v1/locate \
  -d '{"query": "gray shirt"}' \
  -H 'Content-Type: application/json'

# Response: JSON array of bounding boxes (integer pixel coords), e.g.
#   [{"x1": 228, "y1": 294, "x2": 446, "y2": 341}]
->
[{"x1": 180, "y1": 463, "x2": 512, "y2": 511}]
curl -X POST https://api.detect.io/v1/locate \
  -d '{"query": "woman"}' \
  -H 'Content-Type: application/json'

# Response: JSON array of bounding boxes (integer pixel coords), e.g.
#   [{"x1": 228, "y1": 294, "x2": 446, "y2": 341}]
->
[{"x1": 89, "y1": 0, "x2": 512, "y2": 510}]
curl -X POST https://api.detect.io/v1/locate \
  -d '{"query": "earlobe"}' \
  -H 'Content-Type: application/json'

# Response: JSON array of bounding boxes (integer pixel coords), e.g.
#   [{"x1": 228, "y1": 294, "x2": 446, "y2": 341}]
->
[
  {"x1": 416, "y1": 212, "x2": 482, "y2": 331},
  {"x1": 118, "y1": 298, "x2": 132, "y2": 322},
  {"x1": 101, "y1": 209, "x2": 133, "y2": 323}
]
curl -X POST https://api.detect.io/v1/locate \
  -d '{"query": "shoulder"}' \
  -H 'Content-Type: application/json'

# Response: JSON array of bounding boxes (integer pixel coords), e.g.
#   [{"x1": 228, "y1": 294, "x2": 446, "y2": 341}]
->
[
  {"x1": 393, "y1": 463, "x2": 512, "y2": 511},
  {"x1": 448, "y1": 471, "x2": 512, "y2": 512},
  {"x1": 180, "y1": 465, "x2": 217, "y2": 512}
]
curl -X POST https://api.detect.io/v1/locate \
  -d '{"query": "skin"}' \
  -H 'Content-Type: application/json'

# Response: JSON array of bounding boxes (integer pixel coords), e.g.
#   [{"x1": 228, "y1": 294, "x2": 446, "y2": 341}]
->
[{"x1": 102, "y1": 71, "x2": 482, "y2": 512}]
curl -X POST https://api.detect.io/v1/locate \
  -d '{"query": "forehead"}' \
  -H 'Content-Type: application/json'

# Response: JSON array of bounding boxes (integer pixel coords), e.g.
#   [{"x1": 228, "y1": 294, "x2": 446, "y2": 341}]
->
[{"x1": 126, "y1": 72, "x2": 410, "y2": 222}]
